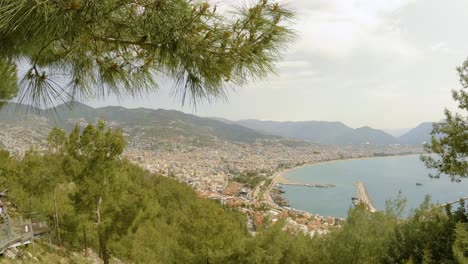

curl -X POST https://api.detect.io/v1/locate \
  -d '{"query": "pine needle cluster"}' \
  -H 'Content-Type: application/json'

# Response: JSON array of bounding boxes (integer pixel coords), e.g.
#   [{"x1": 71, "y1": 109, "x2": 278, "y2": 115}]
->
[{"x1": 0, "y1": 0, "x2": 294, "y2": 107}]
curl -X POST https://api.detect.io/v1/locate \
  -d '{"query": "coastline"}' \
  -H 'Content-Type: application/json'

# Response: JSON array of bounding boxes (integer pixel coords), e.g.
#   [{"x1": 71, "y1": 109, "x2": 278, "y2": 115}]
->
[
  {"x1": 272, "y1": 153, "x2": 421, "y2": 185},
  {"x1": 268, "y1": 153, "x2": 422, "y2": 218}
]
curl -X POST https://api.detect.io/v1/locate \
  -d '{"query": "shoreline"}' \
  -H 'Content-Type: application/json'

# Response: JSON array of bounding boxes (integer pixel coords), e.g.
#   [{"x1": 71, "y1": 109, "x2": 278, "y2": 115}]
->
[
  {"x1": 272, "y1": 153, "x2": 421, "y2": 185},
  {"x1": 268, "y1": 153, "x2": 421, "y2": 218}
]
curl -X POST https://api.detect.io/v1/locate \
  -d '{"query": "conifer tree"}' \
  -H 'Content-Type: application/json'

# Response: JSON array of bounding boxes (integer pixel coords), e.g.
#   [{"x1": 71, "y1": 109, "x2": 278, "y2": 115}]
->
[
  {"x1": 453, "y1": 222, "x2": 468, "y2": 263},
  {"x1": 63, "y1": 121, "x2": 125, "y2": 264},
  {"x1": 0, "y1": 0, "x2": 294, "y2": 107},
  {"x1": 421, "y1": 59, "x2": 468, "y2": 179}
]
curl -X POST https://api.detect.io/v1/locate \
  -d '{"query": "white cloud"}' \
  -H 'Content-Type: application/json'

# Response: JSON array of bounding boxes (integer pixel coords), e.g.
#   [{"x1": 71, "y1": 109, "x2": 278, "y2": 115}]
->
[
  {"x1": 288, "y1": 0, "x2": 417, "y2": 58},
  {"x1": 430, "y1": 41, "x2": 450, "y2": 53}
]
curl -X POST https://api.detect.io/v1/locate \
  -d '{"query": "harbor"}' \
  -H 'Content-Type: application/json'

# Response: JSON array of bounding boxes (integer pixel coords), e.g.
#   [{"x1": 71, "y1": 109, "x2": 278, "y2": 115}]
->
[{"x1": 276, "y1": 155, "x2": 468, "y2": 218}]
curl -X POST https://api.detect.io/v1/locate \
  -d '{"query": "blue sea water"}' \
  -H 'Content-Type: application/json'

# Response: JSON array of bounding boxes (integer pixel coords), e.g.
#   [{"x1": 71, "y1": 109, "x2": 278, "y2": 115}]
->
[{"x1": 281, "y1": 155, "x2": 468, "y2": 218}]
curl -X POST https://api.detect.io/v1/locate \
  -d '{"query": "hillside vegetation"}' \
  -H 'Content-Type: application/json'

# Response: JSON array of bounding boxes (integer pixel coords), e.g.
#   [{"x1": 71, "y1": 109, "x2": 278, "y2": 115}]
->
[{"x1": 0, "y1": 122, "x2": 466, "y2": 263}]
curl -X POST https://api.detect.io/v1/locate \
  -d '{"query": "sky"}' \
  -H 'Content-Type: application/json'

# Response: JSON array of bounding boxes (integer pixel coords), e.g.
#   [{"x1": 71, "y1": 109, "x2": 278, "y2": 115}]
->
[{"x1": 88, "y1": 0, "x2": 468, "y2": 130}]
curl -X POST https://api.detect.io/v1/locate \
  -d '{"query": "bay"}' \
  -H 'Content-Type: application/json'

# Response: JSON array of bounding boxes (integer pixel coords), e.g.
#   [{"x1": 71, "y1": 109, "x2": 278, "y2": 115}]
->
[{"x1": 280, "y1": 155, "x2": 468, "y2": 218}]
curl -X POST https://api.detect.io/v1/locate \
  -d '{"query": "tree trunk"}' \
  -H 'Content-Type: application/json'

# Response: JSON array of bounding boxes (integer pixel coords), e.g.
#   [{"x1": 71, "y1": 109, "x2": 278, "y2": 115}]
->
[
  {"x1": 96, "y1": 196, "x2": 109, "y2": 264},
  {"x1": 53, "y1": 188, "x2": 62, "y2": 246},
  {"x1": 83, "y1": 222, "x2": 87, "y2": 257},
  {"x1": 98, "y1": 229, "x2": 109, "y2": 264}
]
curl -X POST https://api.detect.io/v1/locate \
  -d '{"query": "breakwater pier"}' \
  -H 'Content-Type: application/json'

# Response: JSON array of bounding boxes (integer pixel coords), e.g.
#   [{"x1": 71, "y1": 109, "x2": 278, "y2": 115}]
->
[{"x1": 352, "y1": 181, "x2": 377, "y2": 212}]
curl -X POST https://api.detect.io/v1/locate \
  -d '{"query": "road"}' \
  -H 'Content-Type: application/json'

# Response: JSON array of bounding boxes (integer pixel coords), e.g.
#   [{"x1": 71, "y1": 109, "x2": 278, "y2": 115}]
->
[
  {"x1": 263, "y1": 178, "x2": 280, "y2": 208},
  {"x1": 250, "y1": 181, "x2": 264, "y2": 203}
]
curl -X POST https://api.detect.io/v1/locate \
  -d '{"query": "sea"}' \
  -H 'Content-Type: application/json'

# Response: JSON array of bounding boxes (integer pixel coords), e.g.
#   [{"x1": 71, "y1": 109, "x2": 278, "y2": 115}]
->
[{"x1": 280, "y1": 155, "x2": 468, "y2": 218}]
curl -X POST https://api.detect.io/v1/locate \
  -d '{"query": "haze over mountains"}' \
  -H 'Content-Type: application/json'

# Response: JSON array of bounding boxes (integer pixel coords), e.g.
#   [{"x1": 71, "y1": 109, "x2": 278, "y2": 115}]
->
[
  {"x1": 398, "y1": 123, "x2": 435, "y2": 145},
  {"x1": 0, "y1": 102, "x2": 282, "y2": 147},
  {"x1": 213, "y1": 119, "x2": 434, "y2": 146},
  {"x1": 0, "y1": 102, "x2": 434, "y2": 146}
]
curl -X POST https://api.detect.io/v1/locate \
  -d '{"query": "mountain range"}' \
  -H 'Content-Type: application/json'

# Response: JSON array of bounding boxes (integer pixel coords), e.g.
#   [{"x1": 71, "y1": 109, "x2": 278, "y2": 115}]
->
[
  {"x1": 213, "y1": 118, "x2": 435, "y2": 146},
  {"x1": 398, "y1": 122, "x2": 435, "y2": 145},
  {"x1": 0, "y1": 102, "x2": 282, "y2": 148},
  {"x1": 0, "y1": 102, "x2": 434, "y2": 146}
]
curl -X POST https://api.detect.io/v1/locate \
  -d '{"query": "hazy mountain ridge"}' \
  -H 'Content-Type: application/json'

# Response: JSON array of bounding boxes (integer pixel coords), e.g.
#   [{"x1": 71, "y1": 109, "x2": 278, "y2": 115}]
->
[
  {"x1": 0, "y1": 102, "x2": 282, "y2": 147},
  {"x1": 383, "y1": 128, "x2": 412, "y2": 138},
  {"x1": 398, "y1": 122, "x2": 435, "y2": 145},
  {"x1": 215, "y1": 118, "x2": 435, "y2": 146},
  {"x1": 0, "y1": 102, "x2": 435, "y2": 146}
]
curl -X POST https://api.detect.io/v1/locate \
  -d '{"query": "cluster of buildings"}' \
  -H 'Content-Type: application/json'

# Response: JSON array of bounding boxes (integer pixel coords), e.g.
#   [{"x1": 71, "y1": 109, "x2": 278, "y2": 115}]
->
[
  {"x1": 0, "y1": 122, "x2": 422, "y2": 236},
  {"x1": 197, "y1": 181, "x2": 342, "y2": 236},
  {"x1": 124, "y1": 141, "x2": 420, "y2": 194},
  {"x1": 124, "y1": 140, "x2": 420, "y2": 236},
  {"x1": 0, "y1": 123, "x2": 48, "y2": 156}
]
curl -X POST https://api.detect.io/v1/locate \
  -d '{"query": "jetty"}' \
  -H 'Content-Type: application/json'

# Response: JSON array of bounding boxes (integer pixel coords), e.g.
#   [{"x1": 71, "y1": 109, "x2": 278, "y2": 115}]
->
[
  {"x1": 278, "y1": 182, "x2": 336, "y2": 188},
  {"x1": 352, "y1": 182, "x2": 377, "y2": 212}
]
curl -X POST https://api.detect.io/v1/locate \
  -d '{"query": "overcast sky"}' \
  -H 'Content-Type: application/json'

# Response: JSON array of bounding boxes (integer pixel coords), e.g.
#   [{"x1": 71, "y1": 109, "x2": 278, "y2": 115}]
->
[{"x1": 89, "y1": 0, "x2": 468, "y2": 130}]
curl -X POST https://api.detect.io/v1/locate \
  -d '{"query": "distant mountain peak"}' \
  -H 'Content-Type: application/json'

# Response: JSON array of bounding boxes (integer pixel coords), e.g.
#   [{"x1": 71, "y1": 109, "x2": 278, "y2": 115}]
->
[
  {"x1": 219, "y1": 119, "x2": 434, "y2": 146},
  {"x1": 399, "y1": 122, "x2": 435, "y2": 145},
  {"x1": 225, "y1": 119, "x2": 397, "y2": 145}
]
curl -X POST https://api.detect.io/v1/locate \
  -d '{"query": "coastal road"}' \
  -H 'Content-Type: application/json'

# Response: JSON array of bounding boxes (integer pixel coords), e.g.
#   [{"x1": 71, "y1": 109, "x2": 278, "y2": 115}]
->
[
  {"x1": 264, "y1": 183, "x2": 275, "y2": 207},
  {"x1": 250, "y1": 181, "x2": 265, "y2": 203},
  {"x1": 263, "y1": 178, "x2": 279, "y2": 208}
]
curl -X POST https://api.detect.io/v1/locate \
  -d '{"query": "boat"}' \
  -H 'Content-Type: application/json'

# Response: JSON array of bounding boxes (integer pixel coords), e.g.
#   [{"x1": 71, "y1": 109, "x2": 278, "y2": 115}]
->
[{"x1": 416, "y1": 183, "x2": 423, "y2": 186}]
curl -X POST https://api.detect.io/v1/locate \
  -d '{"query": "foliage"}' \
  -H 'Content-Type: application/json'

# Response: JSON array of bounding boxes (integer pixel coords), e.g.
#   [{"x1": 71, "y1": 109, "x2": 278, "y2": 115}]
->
[
  {"x1": 453, "y1": 222, "x2": 468, "y2": 264},
  {"x1": 382, "y1": 198, "x2": 458, "y2": 264},
  {"x1": 233, "y1": 171, "x2": 266, "y2": 189},
  {"x1": 0, "y1": 0, "x2": 294, "y2": 107},
  {"x1": 0, "y1": 59, "x2": 17, "y2": 107},
  {"x1": 228, "y1": 222, "x2": 317, "y2": 264},
  {"x1": 422, "y1": 59, "x2": 468, "y2": 179}
]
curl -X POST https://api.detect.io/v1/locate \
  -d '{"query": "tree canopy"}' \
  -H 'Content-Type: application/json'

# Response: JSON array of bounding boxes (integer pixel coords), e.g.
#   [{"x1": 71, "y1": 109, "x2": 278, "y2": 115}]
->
[
  {"x1": 422, "y1": 59, "x2": 468, "y2": 180},
  {"x1": 0, "y1": 0, "x2": 294, "y2": 107}
]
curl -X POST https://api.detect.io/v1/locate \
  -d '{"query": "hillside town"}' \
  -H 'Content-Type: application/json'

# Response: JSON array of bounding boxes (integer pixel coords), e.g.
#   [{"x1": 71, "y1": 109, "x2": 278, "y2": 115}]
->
[
  {"x1": 124, "y1": 140, "x2": 421, "y2": 236},
  {"x1": 0, "y1": 120, "x2": 422, "y2": 237}
]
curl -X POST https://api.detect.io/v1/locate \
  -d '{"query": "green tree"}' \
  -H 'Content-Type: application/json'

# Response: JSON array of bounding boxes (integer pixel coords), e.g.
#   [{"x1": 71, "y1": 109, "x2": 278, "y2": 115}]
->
[
  {"x1": 63, "y1": 121, "x2": 125, "y2": 264},
  {"x1": 0, "y1": 149, "x2": 16, "y2": 187},
  {"x1": 421, "y1": 59, "x2": 468, "y2": 180},
  {"x1": 228, "y1": 222, "x2": 316, "y2": 264},
  {"x1": 381, "y1": 197, "x2": 465, "y2": 264},
  {"x1": 46, "y1": 128, "x2": 69, "y2": 246},
  {"x1": 0, "y1": 0, "x2": 293, "y2": 107},
  {"x1": 0, "y1": 59, "x2": 17, "y2": 107},
  {"x1": 453, "y1": 222, "x2": 468, "y2": 264},
  {"x1": 322, "y1": 205, "x2": 396, "y2": 264}
]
